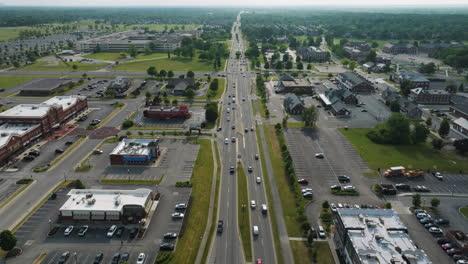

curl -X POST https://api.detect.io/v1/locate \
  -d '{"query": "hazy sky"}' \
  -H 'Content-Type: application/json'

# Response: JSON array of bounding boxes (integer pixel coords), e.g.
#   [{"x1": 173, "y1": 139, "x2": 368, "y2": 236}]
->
[{"x1": 1, "y1": 0, "x2": 467, "y2": 6}]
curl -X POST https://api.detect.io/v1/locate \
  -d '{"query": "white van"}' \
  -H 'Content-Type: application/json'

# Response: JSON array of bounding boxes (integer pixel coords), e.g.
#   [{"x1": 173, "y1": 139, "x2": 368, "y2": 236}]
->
[
  {"x1": 252, "y1": 225, "x2": 259, "y2": 236},
  {"x1": 318, "y1": 225, "x2": 326, "y2": 238}
]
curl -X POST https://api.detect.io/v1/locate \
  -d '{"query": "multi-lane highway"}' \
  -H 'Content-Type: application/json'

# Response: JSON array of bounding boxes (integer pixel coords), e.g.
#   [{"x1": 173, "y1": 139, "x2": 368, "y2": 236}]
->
[{"x1": 209, "y1": 14, "x2": 277, "y2": 264}]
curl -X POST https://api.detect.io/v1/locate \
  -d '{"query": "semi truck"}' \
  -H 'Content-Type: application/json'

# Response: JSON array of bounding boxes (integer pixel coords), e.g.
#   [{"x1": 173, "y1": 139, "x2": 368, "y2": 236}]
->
[
  {"x1": 384, "y1": 166, "x2": 406, "y2": 177},
  {"x1": 405, "y1": 170, "x2": 425, "y2": 178}
]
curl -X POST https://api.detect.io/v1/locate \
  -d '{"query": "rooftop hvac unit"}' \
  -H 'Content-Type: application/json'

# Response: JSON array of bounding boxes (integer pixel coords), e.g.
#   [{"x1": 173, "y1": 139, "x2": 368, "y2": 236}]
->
[
  {"x1": 1, "y1": 133, "x2": 7, "y2": 137},
  {"x1": 86, "y1": 193, "x2": 93, "y2": 198},
  {"x1": 87, "y1": 198, "x2": 96, "y2": 205}
]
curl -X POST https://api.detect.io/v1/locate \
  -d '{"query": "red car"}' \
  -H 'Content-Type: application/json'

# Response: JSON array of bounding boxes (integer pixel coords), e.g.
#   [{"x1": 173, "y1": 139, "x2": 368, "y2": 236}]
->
[
  {"x1": 256, "y1": 259, "x2": 263, "y2": 264},
  {"x1": 298, "y1": 178, "x2": 309, "y2": 184}
]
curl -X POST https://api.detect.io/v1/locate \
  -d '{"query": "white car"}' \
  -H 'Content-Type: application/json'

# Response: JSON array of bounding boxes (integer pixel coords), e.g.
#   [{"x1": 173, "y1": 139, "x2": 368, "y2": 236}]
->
[
  {"x1": 64, "y1": 225, "x2": 74, "y2": 236},
  {"x1": 330, "y1": 203, "x2": 337, "y2": 212},
  {"x1": 107, "y1": 225, "x2": 117, "y2": 237},
  {"x1": 433, "y1": 172, "x2": 443, "y2": 180},
  {"x1": 315, "y1": 153, "x2": 324, "y2": 159},
  {"x1": 136, "y1": 253, "x2": 146, "y2": 264},
  {"x1": 225, "y1": 138, "x2": 229, "y2": 144},
  {"x1": 256, "y1": 177, "x2": 261, "y2": 184},
  {"x1": 428, "y1": 227, "x2": 442, "y2": 234},
  {"x1": 250, "y1": 200, "x2": 256, "y2": 209},
  {"x1": 172, "y1": 212, "x2": 185, "y2": 219},
  {"x1": 343, "y1": 185, "x2": 356, "y2": 191},
  {"x1": 175, "y1": 203, "x2": 187, "y2": 210},
  {"x1": 457, "y1": 260, "x2": 468, "y2": 264},
  {"x1": 301, "y1": 188, "x2": 313, "y2": 194},
  {"x1": 226, "y1": 108, "x2": 230, "y2": 113},
  {"x1": 93, "y1": 149, "x2": 103, "y2": 154},
  {"x1": 77, "y1": 225, "x2": 88, "y2": 236}
]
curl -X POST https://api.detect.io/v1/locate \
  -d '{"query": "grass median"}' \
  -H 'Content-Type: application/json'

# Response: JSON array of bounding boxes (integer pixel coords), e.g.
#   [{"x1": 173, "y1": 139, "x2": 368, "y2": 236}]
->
[
  {"x1": 340, "y1": 128, "x2": 468, "y2": 173},
  {"x1": 461, "y1": 207, "x2": 468, "y2": 218},
  {"x1": 255, "y1": 124, "x2": 284, "y2": 264},
  {"x1": 290, "y1": 241, "x2": 334, "y2": 264},
  {"x1": 169, "y1": 139, "x2": 213, "y2": 264},
  {"x1": 237, "y1": 162, "x2": 253, "y2": 262}
]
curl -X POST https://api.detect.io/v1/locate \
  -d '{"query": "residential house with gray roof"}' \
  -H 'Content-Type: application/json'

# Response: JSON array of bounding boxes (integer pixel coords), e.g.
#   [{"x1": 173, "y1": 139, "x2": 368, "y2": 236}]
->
[
  {"x1": 394, "y1": 69, "x2": 430, "y2": 89},
  {"x1": 283, "y1": 93, "x2": 305, "y2": 114},
  {"x1": 335, "y1": 72, "x2": 375, "y2": 93}
]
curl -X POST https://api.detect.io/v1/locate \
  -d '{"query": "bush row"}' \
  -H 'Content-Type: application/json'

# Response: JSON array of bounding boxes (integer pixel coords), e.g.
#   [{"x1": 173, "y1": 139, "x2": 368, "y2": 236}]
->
[{"x1": 175, "y1": 181, "x2": 192, "y2": 187}]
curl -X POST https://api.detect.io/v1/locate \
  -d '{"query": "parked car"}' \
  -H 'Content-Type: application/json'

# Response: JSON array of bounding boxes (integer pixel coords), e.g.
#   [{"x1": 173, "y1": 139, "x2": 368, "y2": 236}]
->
[
  {"x1": 432, "y1": 171, "x2": 444, "y2": 180},
  {"x1": 111, "y1": 253, "x2": 121, "y2": 264},
  {"x1": 64, "y1": 226, "x2": 74, "y2": 236},
  {"x1": 65, "y1": 141, "x2": 74, "y2": 145},
  {"x1": 343, "y1": 185, "x2": 356, "y2": 191},
  {"x1": 337, "y1": 175, "x2": 350, "y2": 183},
  {"x1": 23, "y1": 155, "x2": 35, "y2": 161},
  {"x1": 93, "y1": 149, "x2": 104, "y2": 154},
  {"x1": 302, "y1": 192, "x2": 313, "y2": 198},
  {"x1": 330, "y1": 185, "x2": 341, "y2": 190},
  {"x1": 175, "y1": 203, "x2": 187, "y2": 210},
  {"x1": 436, "y1": 237, "x2": 450, "y2": 245},
  {"x1": 416, "y1": 213, "x2": 429, "y2": 219},
  {"x1": 164, "y1": 232, "x2": 178, "y2": 239},
  {"x1": 447, "y1": 248, "x2": 463, "y2": 256},
  {"x1": 129, "y1": 228, "x2": 139, "y2": 238},
  {"x1": 420, "y1": 218, "x2": 433, "y2": 224},
  {"x1": 55, "y1": 148, "x2": 65, "y2": 154},
  {"x1": 424, "y1": 223, "x2": 438, "y2": 229},
  {"x1": 136, "y1": 253, "x2": 146, "y2": 264},
  {"x1": 330, "y1": 203, "x2": 337, "y2": 212},
  {"x1": 160, "y1": 243, "x2": 175, "y2": 251},
  {"x1": 172, "y1": 212, "x2": 184, "y2": 219},
  {"x1": 120, "y1": 253, "x2": 130, "y2": 263},
  {"x1": 298, "y1": 178, "x2": 309, "y2": 184},
  {"x1": 414, "y1": 185, "x2": 431, "y2": 192},
  {"x1": 315, "y1": 153, "x2": 324, "y2": 159},
  {"x1": 217, "y1": 220, "x2": 224, "y2": 233},
  {"x1": 395, "y1": 184, "x2": 411, "y2": 191},
  {"x1": 435, "y1": 218, "x2": 450, "y2": 225},
  {"x1": 58, "y1": 251, "x2": 70, "y2": 264},
  {"x1": 442, "y1": 243, "x2": 454, "y2": 250},
  {"x1": 78, "y1": 225, "x2": 89, "y2": 236},
  {"x1": 93, "y1": 253, "x2": 103, "y2": 264},
  {"x1": 107, "y1": 225, "x2": 117, "y2": 237},
  {"x1": 318, "y1": 225, "x2": 326, "y2": 238},
  {"x1": 29, "y1": 149, "x2": 40, "y2": 156},
  {"x1": 116, "y1": 226, "x2": 125, "y2": 237}
]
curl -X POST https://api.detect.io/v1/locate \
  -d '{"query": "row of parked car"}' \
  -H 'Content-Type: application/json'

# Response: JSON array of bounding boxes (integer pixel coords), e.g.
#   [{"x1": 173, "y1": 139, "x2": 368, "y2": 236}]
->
[
  {"x1": 414, "y1": 209, "x2": 467, "y2": 263},
  {"x1": 63, "y1": 225, "x2": 139, "y2": 239},
  {"x1": 57, "y1": 250, "x2": 146, "y2": 264}
]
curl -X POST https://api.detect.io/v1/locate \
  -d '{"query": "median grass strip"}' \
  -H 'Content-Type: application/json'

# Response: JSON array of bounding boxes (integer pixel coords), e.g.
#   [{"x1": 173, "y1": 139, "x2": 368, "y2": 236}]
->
[
  {"x1": 290, "y1": 241, "x2": 334, "y2": 264},
  {"x1": 263, "y1": 124, "x2": 306, "y2": 237},
  {"x1": 0, "y1": 180, "x2": 34, "y2": 209},
  {"x1": 237, "y1": 162, "x2": 253, "y2": 262},
  {"x1": 461, "y1": 207, "x2": 468, "y2": 218},
  {"x1": 169, "y1": 139, "x2": 213, "y2": 264},
  {"x1": 200, "y1": 141, "x2": 221, "y2": 264},
  {"x1": 340, "y1": 128, "x2": 468, "y2": 173},
  {"x1": 33, "y1": 252, "x2": 48, "y2": 264},
  {"x1": 255, "y1": 125, "x2": 284, "y2": 264}
]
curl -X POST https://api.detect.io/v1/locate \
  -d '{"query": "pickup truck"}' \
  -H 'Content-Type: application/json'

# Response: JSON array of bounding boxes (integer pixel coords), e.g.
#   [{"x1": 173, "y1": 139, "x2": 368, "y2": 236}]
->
[{"x1": 217, "y1": 220, "x2": 224, "y2": 233}]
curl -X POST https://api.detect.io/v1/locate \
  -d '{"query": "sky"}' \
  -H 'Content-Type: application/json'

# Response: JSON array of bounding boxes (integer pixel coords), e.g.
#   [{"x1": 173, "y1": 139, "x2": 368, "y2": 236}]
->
[{"x1": 1, "y1": 0, "x2": 467, "y2": 7}]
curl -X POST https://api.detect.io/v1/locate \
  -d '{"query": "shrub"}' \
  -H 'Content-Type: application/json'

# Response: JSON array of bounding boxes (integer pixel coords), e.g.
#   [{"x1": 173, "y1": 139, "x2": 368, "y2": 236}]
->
[
  {"x1": 122, "y1": 120, "x2": 134, "y2": 128},
  {"x1": 175, "y1": 181, "x2": 192, "y2": 187},
  {"x1": 75, "y1": 179, "x2": 85, "y2": 189},
  {"x1": 16, "y1": 178, "x2": 33, "y2": 184}
]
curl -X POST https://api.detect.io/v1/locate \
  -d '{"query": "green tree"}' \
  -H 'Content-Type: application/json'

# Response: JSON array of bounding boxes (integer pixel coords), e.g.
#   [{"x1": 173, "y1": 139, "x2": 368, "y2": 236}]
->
[
  {"x1": 365, "y1": 50, "x2": 377, "y2": 62},
  {"x1": 348, "y1": 61, "x2": 357, "y2": 71},
  {"x1": 301, "y1": 106, "x2": 318, "y2": 127},
  {"x1": 75, "y1": 179, "x2": 85, "y2": 189},
  {"x1": 389, "y1": 100, "x2": 400, "y2": 112},
  {"x1": 129, "y1": 45, "x2": 138, "y2": 57},
  {"x1": 122, "y1": 120, "x2": 134, "y2": 128},
  {"x1": 167, "y1": 70, "x2": 174, "y2": 78},
  {"x1": 371, "y1": 42, "x2": 378, "y2": 48},
  {"x1": 322, "y1": 200, "x2": 330, "y2": 209},
  {"x1": 445, "y1": 84, "x2": 457, "y2": 93},
  {"x1": 72, "y1": 64, "x2": 78, "y2": 70},
  {"x1": 297, "y1": 62, "x2": 303, "y2": 70},
  {"x1": 384, "y1": 202, "x2": 392, "y2": 209},
  {"x1": 147, "y1": 66, "x2": 157, "y2": 77},
  {"x1": 285, "y1": 60, "x2": 293, "y2": 69},
  {"x1": 400, "y1": 80, "x2": 415, "y2": 96},
  {"x1": 430, "y1": 198, "x2": 440, "y2": 208},
  {"x1": 411, "y1": 123, "x2": 429, "y2": 144},
  {"x1": 145, "y1": 91, "x2": 152, "y2": 98},
  {"x1": 205, "y1": 102, "x2": 218, "y2": 122},
  {"x1": 185, "y1": 88, "x2": 195, "y2": 101},
  {"x1": 307, "y1": 231, "x2": 314, "y2": 248},
  {"x1": 386, "y1": 113, "x2": 411, "y2": 144},
  {"x1": 412, "y1": 194, "x2": 421, "y2": 208},
  {"x1": 438, "y1": 118, "x2": 450, "y2": 137},
  {"x1": 172, "y1": 99, "x2": 178, "y2": 105},
  {"x1": 459, "y1": 83, "x2": 465, "y2": 92},
  {"x1": 420, "y1": 62, "x2": 436, "y2": 74},
  {"x1": 453, "y1": 139, "x2": 468, "y2": 154},
  {"x1": 236, "y1": 51, "x2": 241, "y2": 59},
  {"x1": 187, "y1": 71, "x2": 195, "y2": 78},
  {"x1": 307, "y1": 64, "x2": 312, "y2": 70},
  {"x1": 264, "y1": 62, "x2": 269, "y2": 69},
  {"x1": 432, "y1": 138, "x2": 444, "y2": 150},
  {"x1": 425, "y1": 117, "x2": 432, "y2": 127},
  {"x1": 144, "y1": 47, "x2": 152, "y2": 55},
  {"x1": 0, "y1": 230, "x2": 17, "y2": 251},
  {"x1": 159, "y1": 70, "x2": 167, "y2": 77}
]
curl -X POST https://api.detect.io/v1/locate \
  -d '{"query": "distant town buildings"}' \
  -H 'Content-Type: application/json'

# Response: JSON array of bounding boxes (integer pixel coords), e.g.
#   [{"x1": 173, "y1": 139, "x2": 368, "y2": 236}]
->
[
  {"x1": 383, "y1": 43, "x2": 417, "y2": 54},
  {"x1": 394, "y1": 69, "x2": 430, "y2": 89},
  {"x1": 343, "y1": 42, "x2": 371, "y2": 61},
  {"x1": 418, "y1": 42, "x2": 464, "y2": 54},
  {"x1": 0, "y1": 95, "x2": 88, "y2": 165},
  {"x1": 334, "y1": 208, "x2": 432, "y2": 264}
]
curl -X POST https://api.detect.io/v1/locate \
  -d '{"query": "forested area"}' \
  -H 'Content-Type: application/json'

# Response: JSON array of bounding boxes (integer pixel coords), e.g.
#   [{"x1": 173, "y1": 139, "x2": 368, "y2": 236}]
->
[
  {"x1": 241, "y1": 10, "x2": 468, "y2": 41},
  {"x1": 0, "y1": 7, "x2": 238, "y2": 27},
  {"x1": 430, "y1": 47, "x2": 468, "y2": 68}
]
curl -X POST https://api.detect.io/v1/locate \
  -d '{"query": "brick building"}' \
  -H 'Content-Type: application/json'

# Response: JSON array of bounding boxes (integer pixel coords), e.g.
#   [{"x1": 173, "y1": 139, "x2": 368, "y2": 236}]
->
[
  {"x1": 335, "y1": 72, "x2": 375, "y2": 93},
  {"x1": 410, "y1": 88, "x2": 451, "y2": 105},
  {"x1": 296, "y1": 46, "x2": 330, "y2": 62}
]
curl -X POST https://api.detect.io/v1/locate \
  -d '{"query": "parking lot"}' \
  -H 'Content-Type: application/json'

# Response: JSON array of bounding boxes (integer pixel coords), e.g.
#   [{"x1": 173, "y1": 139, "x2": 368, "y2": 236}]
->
[
  {"x1": 383, "y1": 172, "x2": 468, "y2": 194},
  {"x1": 131, "y1": 106, "x2": 206, "y2": 129},
  {"x1": 67, "y1": 78, "x2": 113, "y2": 98},
  {"x1": 73, "y1": 102, "x2": 115, "y2": 129}
]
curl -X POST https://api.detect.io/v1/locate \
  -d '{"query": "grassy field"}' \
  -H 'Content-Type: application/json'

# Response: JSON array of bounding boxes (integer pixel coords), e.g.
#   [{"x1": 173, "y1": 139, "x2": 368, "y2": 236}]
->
[
  {"x1": 340, "y1": 128, "x2": 468, "y2": 173},
  {"x1": 461, "y1": 207, "x2": 468, "y2": 218},
  {"x1": 0, "y1": 75, "x2": 52, "y2": 90},
  {"x1": 0, "y1": 26, "x2": 31, "y2": 41},
  {"x1": 169, "y1": 139, "x2": 214, "y2": 264},
  {"x1": 17, "y1": 60, "x2": 109, "y2": 72},
  {"x1": 113, "y1": 54, "x2": 225, "y2": 72},
  {"x1": 237, "y1": 162, "x2": 253, "y2": 262},
  {"x1": 290, "y1": 241, "x2": 334, "y2": 264},
  {"x1": 263, "y1": 124, "x2": 305, "y2": 237},
  {"x1": 122, "y1": 24, "x2": 199, "y2": 31},
  {"x1": 133, "y1": 52, "x2": 168, "y2": 60},
  {"x1": 204, "y1": 78, "x2": 225, "y2": 100},
  {"x1": 83, "y1": 52, "x2": 128, "y2": 61}
]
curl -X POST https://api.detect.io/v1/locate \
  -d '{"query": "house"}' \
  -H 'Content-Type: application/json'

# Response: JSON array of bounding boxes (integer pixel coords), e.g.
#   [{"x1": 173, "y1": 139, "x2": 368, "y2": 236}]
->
[
  {"x1": 335, "y1": 72, "x2": 375, "y2": 93},
  {"x1": 410, "y1": 88, "x2": 451, "y2": 105},
  {"x1": 325, "y1": 88, "x2": 358, "y2": 105},
  {"x1": 283, "y1": 93, "x2": 305, "y2": 114},
  {"x1": 362, "y1": 62, "x2": 386, "y2": 73},
  {"x1": 452, "y1": 117, "x2": 468, "y2": 137},
  {"x1": 399, "y1": 98, "x2": 422, "y2": 119},
  {"x1": 296, "y1": 46, "x2": 329, "y2": 62},
  {"x1": 276, "y1": 76, "x2": 314, "y2": 94},
  {"x1": 167, "y1": 78, "x2": 196, "y2": 95},
  {"x1": 330, "y1": 101, "x2": 351, "y2": 116},
  {"x1": 383, "y1": 43, "x2": 417, "y2": 54},
  {"x1": 381, "y1": 87, "x2": 401, "y2": 105},
  {"x1": 394, "y1": 69, "x2": 430, "y2": 89}
]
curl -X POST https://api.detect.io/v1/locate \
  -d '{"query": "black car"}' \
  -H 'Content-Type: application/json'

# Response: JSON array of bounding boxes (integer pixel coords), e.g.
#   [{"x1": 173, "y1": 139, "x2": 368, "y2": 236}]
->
[
  {"x1": 435, "y1": 218, "x2": 450, "y2": 225},
  {"x1": 65, "y1": 141, "x2": 74, "y2": 145},
  {"x1": 164, "y1": 232, "x2": 178, "y2": 239},
  {"x1": 58, "y1": 251, "x2": 70, "y2": 264},
  {"x1": 23, "y1": 155, "x2": 35, "y2": 161},
  {"x1": 337, "y1": 175, "x2": 350, "y2": 183},
  {"x1": 160, "y1": 243, "x2": 175, "y2": 251},
  {"x1": 395, "y1": 184, "x2": 411, "y2": 191},
  {"x1": 93, "y1": 253, "x2": 103, "y2": 264},
  {"x1": 330, "y1": 185, "x2": 341, "y2": 190},
  {"x1": 116, "y1": 226, "x2": 125, "y2": 237},
  {"x1": 436, "y1": 237, "x2": 450, "y2": 245},
  {"x1": 55, "y1": 148, "x2": 64, "y2": 154},
  {"x1": 129, "y1": 228, "x2": 138, "y2": 238},
  {"x1": 29, "y1": 149, "x2": 40, "y2": 156},
  {"x1": 230, "y1": 166, "x2": 235, "y2": 174},
  {"x1": 111, "y1": 253, "x2": 120, "y2": 264},
  {"x1": 217, "y1": 220, "x2": 224, "y2": 233}
]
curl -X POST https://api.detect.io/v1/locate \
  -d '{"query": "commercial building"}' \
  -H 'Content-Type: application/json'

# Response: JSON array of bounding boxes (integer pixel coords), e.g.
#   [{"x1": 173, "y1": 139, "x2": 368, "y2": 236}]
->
[
  {"x1": 59, "y1": 188, "x2": 154, "y2": 222},
  {"x1": 330, "y1": 101, "x2": 351, "y2": 116},
  {"x1": 325, "y1": 88, "x2": 358, "y2": 105},
  {"x1": 335, "y1": 72, "x2": 375, "y2": 93},
  {"x1": 453, "y1": 117, "x2": 468, "y2": 137},
  {"x1": 283, "y1": 93, "x2": 305, "y2": 114},
  {"x1": 19, "y1": 78, "x2": 73, "y2": 96},
  {"x1": 334, "y1": 208, "x2": 432, "y2": 264},
  {"x1": 276, "y1": 76, "x2": 314, "y2": 94},
  {"x1": 0, "y1": 95, "x2": 87, "y2": 165},
  {"x1": 383, "y1": 43, "x2": 417, "y2": 54},
  {"x1": 143, "y1": 106, "x2": 191, "y2": 120},
  {"x1": 110, "y1": 139, "x2": 160, "y2": 165},
  {"x1": 167, "y1": 78, "x2": 196, "y2": 95},
  {"x1": 410, "y1": 88, "x2": 451, "y2": 105},
  {"x1": 394, "y1": 69, "x2": 430, "y2": 89},
  {"x1": 296, "y1": 46, "x2": 329, "y2": 62}
]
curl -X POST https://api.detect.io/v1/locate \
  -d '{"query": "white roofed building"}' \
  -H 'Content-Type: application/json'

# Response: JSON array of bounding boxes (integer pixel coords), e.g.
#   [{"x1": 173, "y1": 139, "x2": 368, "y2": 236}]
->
[
  {"x1": 59, "y1": 188, "x2": 154, "y2": 222},
  {"x1": 110, "y1": 139, "x2": 160, "y2": 165}
]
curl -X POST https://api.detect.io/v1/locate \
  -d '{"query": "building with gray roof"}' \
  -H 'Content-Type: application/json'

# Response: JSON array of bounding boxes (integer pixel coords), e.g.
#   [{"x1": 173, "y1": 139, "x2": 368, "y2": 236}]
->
[
  {"x1": 394, "y1": 69, "x2": 430, "y2": 89},
  {"x1": 19, "y1": 78, "x2": 73, "y2": 96},
  {"x1": 283, "y1": 93, "x2": 305, "y2": 114},
  {"x1": 336, "y1": 72, "x2": 375, "y2": 93}
]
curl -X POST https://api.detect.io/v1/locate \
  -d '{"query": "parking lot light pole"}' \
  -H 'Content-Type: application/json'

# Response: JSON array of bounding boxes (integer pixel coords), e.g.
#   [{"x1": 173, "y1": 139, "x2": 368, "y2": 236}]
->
[
  {"x1": 73, "y1": 252, "x2": 77, "y2": 263},
  {"x1": 48, "y1": 219, "x2": 52, "y2": 230}
]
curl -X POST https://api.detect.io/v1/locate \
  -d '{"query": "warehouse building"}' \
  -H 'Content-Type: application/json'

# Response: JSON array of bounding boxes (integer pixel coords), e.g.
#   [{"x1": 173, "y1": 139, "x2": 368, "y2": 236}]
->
[
  {"x1": 19, "y1": 78, "x2": 73, "y2": 96},
  {"x1": 334, "y1": 208, "x2": 431, "y2": 264},
  {"x1": 59, "y1": 188, "x2": 154, "y2": 222},
  {"x1": 110, "y1": 139, "x2": 160, "y2": 165}
]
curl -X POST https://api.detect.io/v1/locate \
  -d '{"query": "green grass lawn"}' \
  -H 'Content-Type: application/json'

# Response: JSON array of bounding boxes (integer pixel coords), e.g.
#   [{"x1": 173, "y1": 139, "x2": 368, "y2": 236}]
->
[
  {"x1": 204, "y1": 78, "x2": 225, "y2": 100},
  {"x1": 17, "y1": 60, "x2": 109, "y2": 72},
  {"x1": 0, "y1": 75, "x2": 53, "y2": 90},
  {"x1": 263, "y1": 124, "x2": 305, "y2": 237},
  {"x1": 290, "y1": 241, "x2": 334, "y2": 264},
  {"x1": 0, "y1": 26, "x2": 32, "y2": 41},
  {"x1": 340, "y1": 128, "x2": 468, "y2": 173},
  {"x1": 460, "y1": 207, "x2": 468, "y2": 218},
  {"x1": 83, "y1": 52, "x2": 128, "y2": 61},
  {"x1": 169, "y1": 139, "x2": 214, "y2": 264},
  {"x1": 237, "y1": 162, "x2": 253, "y2": 262},
  {"x1": 113, "y1": 55, "x2": 224, "y2": 72},
  {"x1": 133, "y1": 52, "x2": 168, "y2": 60}
]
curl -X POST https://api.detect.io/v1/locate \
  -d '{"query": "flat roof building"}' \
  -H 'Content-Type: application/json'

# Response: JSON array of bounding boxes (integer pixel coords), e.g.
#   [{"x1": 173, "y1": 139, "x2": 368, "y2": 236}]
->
[
  {"x1": 59, "y1": 188, "x2": 153, "y2": 222},
  {"x1": 334, "y1": 208, "x2": 432, "y2": 264},
  {"x1": 110, "y1": 139, "x2": 160, "y2": 165},
  {"x1": 276, "y1": 76, "x2": 314, "y2": 94},
  {"x1": 19, "y1": 78, "x2": 73, "y2": 96}
]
